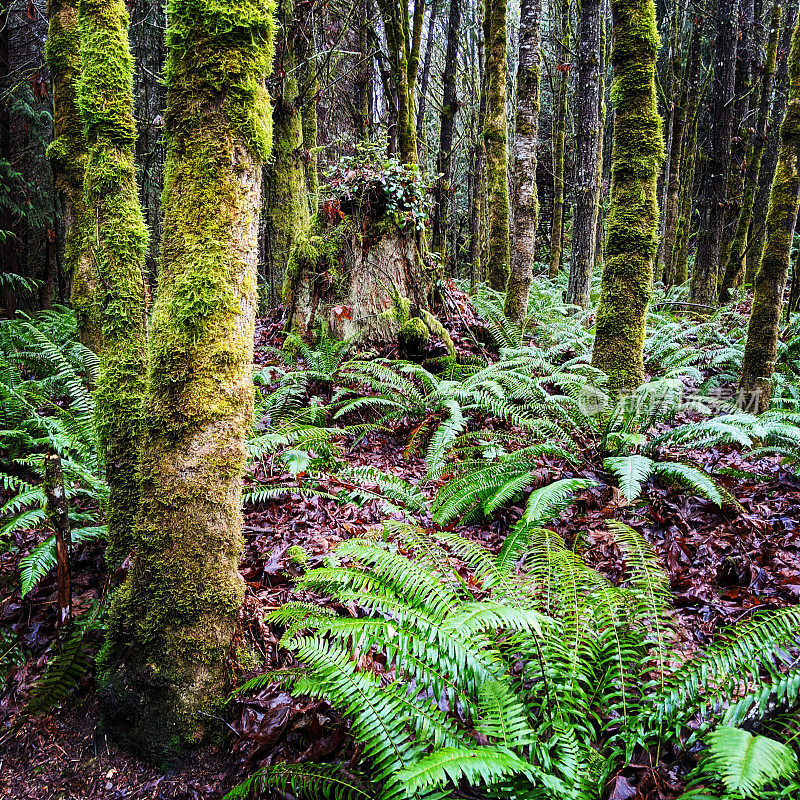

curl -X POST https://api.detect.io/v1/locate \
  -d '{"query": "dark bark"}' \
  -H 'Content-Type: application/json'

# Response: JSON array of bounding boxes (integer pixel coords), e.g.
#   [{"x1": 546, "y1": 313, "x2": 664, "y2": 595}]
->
[
  {"x1": 566, "y1": 0, "x2": 602, "y2": 308},
  {"x1": 415, "y1": 0, "x2": 440, "y2": 143},
  {"x1": 690, "y1": 0, "x2": 740, "y2": 305},
  {"x1": 549, "y1": 0, "x2": 570, "y2": 279}
]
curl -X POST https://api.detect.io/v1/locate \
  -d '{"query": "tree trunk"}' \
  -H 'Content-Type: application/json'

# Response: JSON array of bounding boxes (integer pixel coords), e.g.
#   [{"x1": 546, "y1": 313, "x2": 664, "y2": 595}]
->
[
  {"x1": 431, "y1": 0, "x2": 462, "y2": 261},
  {"x1": 661, "y1": 8, "x2": 702, "y2": 286},
  {"x1": 565, "y1": 0, "x2": 601, "y2": 308},
  {"x1": 720, "y1": 0, "x2": 781, "y2": 302},
  {"x1": 591, "y1": 0, "x2": 663, "y2": 393},
  {"x1": 98, "y1": 0, "x2": 274, "y2": 757},
  {"x1": 690, "y1": 0, "x2": 740, "y2": 306},
  {"x1": 77, "y1": 0, "x2": 149, "y2": 566},
  {"x1": 45, "y1": 0, "x2": 99, "y2": 351},
  {"x1": 739, "y1": 8, "x2": 800, "y2": 410},
  {"x1": 504, "y1": 0, "x2": 542, "y2": 320},
  {"x1": 484, "y1": 0, "x2": 511, "y2": 291},
  {"x1": 548, "y1": 0, "x2": 570, "y2": 280},
  {"x1": 415, "y1": 0, "x2": 440, "y2": 144},
  {"x1": 264, "y1": 0, "x2": 312, "y2": 290}
]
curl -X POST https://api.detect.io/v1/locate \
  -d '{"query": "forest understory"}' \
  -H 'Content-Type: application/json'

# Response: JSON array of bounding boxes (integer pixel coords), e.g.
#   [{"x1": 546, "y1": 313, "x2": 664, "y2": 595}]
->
[{"x1": 3, "y1": 286, "x2": 800, "y2": 800}]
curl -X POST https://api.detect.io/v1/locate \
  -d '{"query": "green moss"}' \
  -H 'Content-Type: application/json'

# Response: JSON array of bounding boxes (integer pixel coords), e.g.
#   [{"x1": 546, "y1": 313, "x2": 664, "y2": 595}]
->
[
  {"x1": 98, "y1": 0, "x2": 275, "y2": 758},
  {"x1": 76, "y1": 0, "x2": 148, "y2": 566},
  {"x1": 399, "y1": 316, "x2": 430, "y2": 352},
  {"x1": 591, "y1": 0, "x2": 664, "y2": 394}
]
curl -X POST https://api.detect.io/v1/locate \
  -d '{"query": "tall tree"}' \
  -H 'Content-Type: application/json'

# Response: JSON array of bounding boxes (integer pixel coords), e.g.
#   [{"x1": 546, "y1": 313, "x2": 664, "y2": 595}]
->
[
  {"x1": 690, "y1": 0, "x2": 740, "y2": 306},
  {"x1": 484, "y1": 0, "x2": 511, "y2": 290},
  {"x1": 45, "y1": 0, "x2": 97, "y2": 349},
  {"x1": 566, "y1": 0, "x2": 602, "y2": 307},
  {"x1": 431, "y1": 0, "x2": 462, "y2": 260},
  {"x1": 98, "y1": 0, "x2": 275, "y2": 755},
  {"x1": 739, "y1": 7, "x2": 800, "y2": 411},
  {"x1": 591, "y1": 0, "x2": 663, "y2": 393},
  {"x1": 76, "y1": 0, "x2": 148, "y2": 566},
  {"x1": 504, "y1": 0, "x2": 543, "y2": 320},
  {"x1": 548, "y1": 0, "x2": 570, "y2": 279},
  {"x1": 720, "y1": 0, "x2": 781, "y2": 302}
]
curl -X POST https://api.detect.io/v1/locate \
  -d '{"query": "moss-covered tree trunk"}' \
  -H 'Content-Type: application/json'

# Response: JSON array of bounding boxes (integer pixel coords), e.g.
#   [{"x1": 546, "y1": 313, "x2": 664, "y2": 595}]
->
[
  {"x1": 690, "y1": 0, "x2": 739, "y2": 306},
  {"x1": 76, "y1": 0, "x2": 148, "y2": 566},
  {"x1": 504, "y1": 0, "x2": 542, "y2": 321},
  {"x1": 431, "y1": 0, "x2": 462, "y2": 261},
  {"x1": 548, "y1": 0, "x2": 570, "y2": 280},
  {"x1": 45, "y1": 0, "x2": 98, "y2": 351},
  {"x1": 484, "y1": 0, "x2": 511, "y2": 291},
  {"x1": 720, "y1": 0, "x2": 781, "y2": 302},
  {"x1": 264, "y1": 0, "x2": 311, "y2": 285},
  {"x1": 739, "y1": 9, "x2": 800, "y2": 411},
  {"x1": 98, "y1": 0, "x2": 274, "y2": 757},
  {"x1": 591, "y1": 0, "x2": 664, "y2": 393},
  {"x1": 565, "y1": 0, "x2": 601, "y2": 308}
]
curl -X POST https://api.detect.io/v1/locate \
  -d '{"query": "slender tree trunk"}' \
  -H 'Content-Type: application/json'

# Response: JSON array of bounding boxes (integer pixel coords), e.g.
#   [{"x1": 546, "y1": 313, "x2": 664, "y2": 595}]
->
[
  {"x1": 739, "y1": 8, "x2": 800, "y2": 410},
  {"x1": 566, "y1": 0, "x2": 601, "y2": 307},
  {"x1": 45, "y1": 0, "x2": 98, "y2": 350},
  {"x1": 504, "y1": 0, "x2": 543, "y2": 319},
  {"x1": 378, "y1": 0, "x2": 418, "y2": 163},
  {"x1": 298, "y1": 9, "x2": 319, "y2": 214},
  {"x1": 593, "y1": 11, "x2": 607, "y2": 276},
  {"x1": 661, "y1": 8, "x2": 702, "y2": 286},
  {"x1": 416, "y1": 0, "x2": 440, "y2": 143},
  {"x1": 432, "y1": 0, "x2": 462, "y2": 260},
  {"x1": 549, "y1": 0, "x2": 570, "y2": 279},
  {"x1": 77, "y1": 0, "x2": 148, "y2": 566},
  {"x1": 690, "y1": 0, "x2": 740, "y2": 306},
  {"x1": 266, "y1": 0, "x2": 311, "y2": 286},
  {"x1": 98, "y1": 0, "x2": 274, "y2": 756},
  {"x1": 720, "y1": 0, "x2": 781, "y2": 302},
  {"x1": 746, "y1": 0, "x2": 798, "y2": 283},
  {"x1": 484, "y1": 0, "x2": 511, "y2": 290},
  {"x1": 354, "y1": 0, "x2": 373, "y2": 141},
  {"x1": 591, "y1": 0, "x2": 663, "y2": 393}
]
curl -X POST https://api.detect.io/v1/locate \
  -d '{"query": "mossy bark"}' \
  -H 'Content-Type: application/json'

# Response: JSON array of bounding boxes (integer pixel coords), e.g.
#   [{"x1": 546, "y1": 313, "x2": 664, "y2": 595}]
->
[
  {"x1": 484, "y1": 0, "x2": 511, "y2": 291},
  {"x1": 548, "y1": 0, "x2": 570, "y2": 280},
  {"x1": 690, "y1": 0, "x2": 739, "y2": 306},
  {"x1": 566, "y1": 0, "x2": 601, "y2": 308},
  {"x1": 76, "y1": 0, "x2": 148, "y2": 566},
  {"x1": 377, "y1": 0, "x2": 418, "y2": 164},
  {"x1": 591, "y1": 0, "x2": 664, "y2": 394},
  {"x1": 45, "y1": 0, "x2": 98, "y2": 352},
  {"x1": 504, "y1": 0, "x2": 542, "y2": 321},
  {"x1": 264, "y1": 0, "x2": 311, "y2": 284},
  {"x1": 720, "y1": 0, "x2": 781, "y2": 302},
  {"x1": 98, "y1": 0, "x2": 274, "y2": 757},
  {"x1": 739, "y1": 9, "x2": 800, "y2": 411},
  {"x1": 431, "y1": 0, "x2": 462, "y2": 261}
]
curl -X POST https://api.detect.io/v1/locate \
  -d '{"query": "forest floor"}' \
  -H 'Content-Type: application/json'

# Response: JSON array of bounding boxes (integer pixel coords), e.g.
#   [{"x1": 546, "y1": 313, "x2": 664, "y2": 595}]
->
[{"x1": 2, "y1": 304, "x2": 800, "y2": 799}]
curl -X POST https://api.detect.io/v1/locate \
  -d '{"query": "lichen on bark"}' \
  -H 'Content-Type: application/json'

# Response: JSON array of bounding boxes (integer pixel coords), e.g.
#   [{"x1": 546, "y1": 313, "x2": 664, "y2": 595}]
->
[
  {"x1": 590, "y1": 0, "x2": 664, "y2": 394},
  {"x1": 739, "y1": 8, "x2": 800, "y2": 411},
  {"x1": 76, "y1": 0, "x2": 149, "y2": 566},
  {"x1": 97, "y1": 0, "x2": 275, "y2": 758}
]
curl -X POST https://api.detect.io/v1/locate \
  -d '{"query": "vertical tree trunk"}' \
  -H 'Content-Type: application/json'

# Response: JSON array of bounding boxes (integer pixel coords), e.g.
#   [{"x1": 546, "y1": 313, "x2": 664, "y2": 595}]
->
[
  {"x1": 661, "y1": 8, "x2": 702, "y2": 286},
  {"x1": 77, "y1": 0, "x2": 149, "y2": 566},
  {"x1": 484, "y1": 0, "x2": 511, "y2": 290},
  {"x1": 265, "y1": 0, "x2": 311, "y2": 286},
  {"x1": 378, "y1": 0, "x2": 418, "y2": 163},
  {"x1": 566, "y1": 0, "x2": 602, "y2": 307},
  {"x1": 354, "y1": 0, "x2": 373, "y2": 141},
  {"x1": 45, "y1": 0, "x2": 98, "y2": 350},
  {"x1": 44, "y1": 453, "x2": 72, "y2": 629},
  {"x1": 690, "y1": 0, "x2": 740, "y2": 306},
  {"x1": 415, "y1": 0, "x2": 440, "y2": 144},
  {"x1": 432, "y1": 0, "x2": 462, "y2": 260},
  {"x1": 98, "y1": 0, "x2": 274, "y2": 756},
  {"x1": 591, "y1": 0, "x2": 663, "y2": 393},
  {"x1": 504, "y1": 0, "x2": 542, "y2": 320},
  {"x1": 549, "y1": 0, "x2": 570, "y2": 279},
  {"x1": 298, "y1": 9, "x2": 319, "y2": 214},
  {"x1": 720, "y1": 0, "x2": 781, "y2": 302},
  {"x1": 739, "y1": 8, "x2": 800, "y2": 410}
]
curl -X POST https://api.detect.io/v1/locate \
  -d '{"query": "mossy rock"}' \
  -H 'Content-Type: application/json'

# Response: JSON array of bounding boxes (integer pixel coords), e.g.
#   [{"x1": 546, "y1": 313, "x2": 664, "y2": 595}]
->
[{"x1": 399, "y1": 317, "x2": 430, "y2": 359}]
